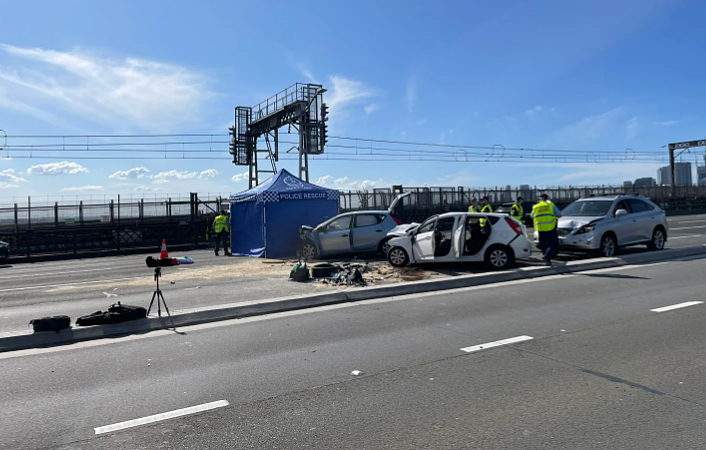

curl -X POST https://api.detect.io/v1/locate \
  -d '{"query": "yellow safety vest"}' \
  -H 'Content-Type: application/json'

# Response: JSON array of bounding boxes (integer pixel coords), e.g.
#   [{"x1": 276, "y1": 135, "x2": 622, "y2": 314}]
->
[
  {"x1": 532, "y1": 201, "x2": 557, "y2": 232},
  {"x1": 214, "y1": 215, "x2": 229, "y2": 233},
  {"x1": 468, "y1": 205, "x2": 480, "y2": 213},
  {"x1": 510, "y1": 204, "x2": 523, "y2": 221},
  {"x1": 480, "y1": 204, "x2": 492, "y2": 227}
]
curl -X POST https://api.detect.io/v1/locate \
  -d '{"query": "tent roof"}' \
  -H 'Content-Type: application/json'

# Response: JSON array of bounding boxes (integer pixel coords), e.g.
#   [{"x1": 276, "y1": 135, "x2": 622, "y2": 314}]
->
[{"x1": 230, "y1": 169, "x2": 339, "y2": 203}]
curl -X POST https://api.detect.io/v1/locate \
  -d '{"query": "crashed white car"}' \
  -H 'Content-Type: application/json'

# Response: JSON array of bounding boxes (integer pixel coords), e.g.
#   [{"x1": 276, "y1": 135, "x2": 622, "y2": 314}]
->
[{"x1": 386, "y1": 212, "x2": 532, "y2": 270}]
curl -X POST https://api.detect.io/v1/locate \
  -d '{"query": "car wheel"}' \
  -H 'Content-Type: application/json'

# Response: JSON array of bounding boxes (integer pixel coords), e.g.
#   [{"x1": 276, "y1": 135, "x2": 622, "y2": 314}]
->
[
  {"x1": 647, "y1": 227, "x2": 665, "y2": 251},
  {"x1": 300, "y1": 240, "x2": 317, "y2": 260},
  {"x1": 485, "y1": 245, "x2": 514, "y2": 270},
  {"x1": 378, "y1": 237, "x2": 393, "y2": 255},
  {"x1": 387, "y1": 247, "x2": 409, "y2": 267},
  {"x1": 598, "y1": 234, "x2": 617, "y2": 257},
  {"x1": 0, "y1": 249, "x2": 7, "y2": 261}
]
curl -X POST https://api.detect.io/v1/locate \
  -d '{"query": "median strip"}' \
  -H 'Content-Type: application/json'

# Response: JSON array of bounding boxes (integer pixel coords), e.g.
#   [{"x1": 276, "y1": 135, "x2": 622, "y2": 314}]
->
[
  {"x1": 650, "y1": 301, "x2": 704, "y2": 313},
  {"x1": 461, "y1": 335, "x2": 534, "y2": 353},
  {"x1": 94, "y1": 400, "x2": 229, "y2": 434}
]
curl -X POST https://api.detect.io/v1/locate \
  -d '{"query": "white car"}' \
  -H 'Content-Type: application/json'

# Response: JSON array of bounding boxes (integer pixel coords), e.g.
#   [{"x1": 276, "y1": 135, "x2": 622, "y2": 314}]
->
[{"x1": 386, "y1": 212, "x2": 532, "y2": 270}]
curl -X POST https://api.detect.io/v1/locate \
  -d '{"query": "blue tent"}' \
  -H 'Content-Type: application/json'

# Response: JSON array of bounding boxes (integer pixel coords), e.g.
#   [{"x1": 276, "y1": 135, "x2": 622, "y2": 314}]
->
[{"x1": 230, "y1": 169, "x2": 339, "y2": 258}]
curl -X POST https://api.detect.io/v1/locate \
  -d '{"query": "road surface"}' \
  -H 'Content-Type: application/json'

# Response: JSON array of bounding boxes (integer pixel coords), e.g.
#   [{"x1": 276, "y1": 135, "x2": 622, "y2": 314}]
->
[
  {"x1": 1, "y1": 248, "x2": 705, "y2": 448},
  {"x1": 1, "y1": 213, "x2": 706, "y2": 334}
]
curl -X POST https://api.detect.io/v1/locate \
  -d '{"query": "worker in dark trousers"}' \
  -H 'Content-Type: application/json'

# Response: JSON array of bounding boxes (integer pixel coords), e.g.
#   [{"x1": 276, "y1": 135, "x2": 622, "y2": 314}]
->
[
  {"x1": 213, "y1": 210, "x2": 231, "y2": 256},
  {"x1": 532, "y1": 193, "x2": 562, "y2": 266}
]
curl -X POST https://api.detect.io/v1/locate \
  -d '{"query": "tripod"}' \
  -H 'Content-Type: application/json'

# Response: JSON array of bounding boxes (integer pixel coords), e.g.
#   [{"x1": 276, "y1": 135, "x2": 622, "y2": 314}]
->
[{"x1": 147, "y1": 267, "x2": 171, "y2": 317}]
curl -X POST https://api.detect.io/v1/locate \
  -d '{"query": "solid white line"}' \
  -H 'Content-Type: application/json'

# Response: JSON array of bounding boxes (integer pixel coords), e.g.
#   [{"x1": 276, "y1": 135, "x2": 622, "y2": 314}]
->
[
  {"x1": 0, "y1": 277, "x2": 138, "y2": 292},
  {"x1": 0, "y1": 267, "x2": 116, "y2": 281},
  {"x1": 668, "y1": 235, "x2": 705, "y2": 240},
  {"x1": 670, "y1": 225, "x2": 706, "y2": 230},
  {"x1": 94, "y1": 400, "x2": 229, "y2": 434},
  {"x1": 461, "y1": 335, "x2": 533, "y2": 353},
  {"x1": 672, "y1": 219, "x2": 706, "y2": 224},
  {"x1": 650, "y1": 301, "x2": 704, "y2": 313}
]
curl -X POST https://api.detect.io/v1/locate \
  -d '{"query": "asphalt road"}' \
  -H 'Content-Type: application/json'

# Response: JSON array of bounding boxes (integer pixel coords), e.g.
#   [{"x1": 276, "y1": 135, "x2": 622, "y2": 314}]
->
[
  {"x1": 2, "y1": 213, "x2": 706, "y2": 333},
  {"x1": 1, "y1": 251, "x2": 706, "y2": 449}
]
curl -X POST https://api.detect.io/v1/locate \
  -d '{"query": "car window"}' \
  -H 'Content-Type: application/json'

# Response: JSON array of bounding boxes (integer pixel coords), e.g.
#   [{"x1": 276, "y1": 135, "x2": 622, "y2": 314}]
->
[
  {"x1": 627, "y1": 199, "x2": 648, "y2": 213},
  {"x1": 614, "y1": 200, "x2": 631, "y2": 215},
  {"x1": 327, "y1": 216, "x2": 352, "y2": 231},
  {"x1": 436, "y1": 217, "x2": 455, "y2": 232},
  {"x1": 562, "y1": 200, "x2": 613, "y2": 216},
  {"x1": 418, "y1": 218, "x2": 437, "y2": 234},
  {"x1": 355, "y1": 214, "x2": 384, "y2": 228}
]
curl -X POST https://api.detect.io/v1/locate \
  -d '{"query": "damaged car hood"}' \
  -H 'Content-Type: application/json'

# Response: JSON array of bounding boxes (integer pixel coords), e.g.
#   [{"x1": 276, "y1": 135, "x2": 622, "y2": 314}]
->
[
  {"x1": 387, "y1": 223, "x2": 420, "y2": 237},
  {"x1": 558, "y1": 216, "x2": 604, "y2": 229}
]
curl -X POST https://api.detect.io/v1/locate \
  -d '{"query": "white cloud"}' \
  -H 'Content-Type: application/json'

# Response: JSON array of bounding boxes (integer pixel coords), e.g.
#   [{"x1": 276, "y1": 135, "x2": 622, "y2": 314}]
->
[
  {"x1": 625, "y1": 116, "x2": 640, "y2": 139},
  {"x1": 109, "y1": 167, "x2": 150, "y2": 180},
  {"x1": 364, "y1": 104, "x2": 379, "y2": 115},
  {"x1": 153, "y1": 170, "x2": 198, "y2": 182},
  {"x1": 232, "y1": 171, "x2": 249, "y2": 183},
  {"x1": 524, "y1": 105, "x2": 556, "y2": 118},
  {"x1": 359, "y1": 179, "x2": 385, "y2": 191},
  {"x1": 327, "y1": 76, "x2": 376, "y2": 131},
  {"x1": 61, "y1": 185, "x2": 104, "y2": 192},
  {"x1": 0, "y1": 168, "x2": 26, "y2": 188},
  {"x1": 539, "y1": 162, "x2": 663, "y2": 185},
  {"x1": 27, "y1": 161, "x2": 88, "y2": 175},
  {"x1": 654, "y1": 120, "x2": 680, "y2": 126},
  {"x1": 316, "y1": 175, "x2": 333, "y2": 186},
  {"x1": 133, "y1": 185, "x2": 164, "y2": 192},
  {"x1": 406, "y1": 76, "x2": 418, "y2": 114},
  {"x1": 0, "y1": 44, "x2": 212, "y2": 132},
  {"x1": 198, "y1": 169, "x2": 219, "y2": 180},
  {"x1": 552, "y1": 107, "x2": 623, "y2": 145},
  {"x1": 415, "y1": 118, "x2": 429, "y2": 126},
  {"x1": 153, "y1": 179, "x2": 170, "y2": 184}
]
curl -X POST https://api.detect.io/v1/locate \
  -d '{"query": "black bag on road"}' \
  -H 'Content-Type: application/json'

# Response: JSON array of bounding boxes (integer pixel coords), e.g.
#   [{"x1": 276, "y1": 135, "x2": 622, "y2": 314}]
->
[
  {"x1": 76, "y1": 302, "x2": 147, "y2": 326},
  {"x1": 29, "y1": 315, "x2": 71, "y2": 333},
  {"x1": 108, "y1": 302, "x2": 147, "y2": 320}
]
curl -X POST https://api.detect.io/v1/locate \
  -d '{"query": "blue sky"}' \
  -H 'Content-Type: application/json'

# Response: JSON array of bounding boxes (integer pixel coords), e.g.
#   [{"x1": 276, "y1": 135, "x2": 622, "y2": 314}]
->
[{"x1": 0, "y1": 0, "x2": 705, "y2": 199}]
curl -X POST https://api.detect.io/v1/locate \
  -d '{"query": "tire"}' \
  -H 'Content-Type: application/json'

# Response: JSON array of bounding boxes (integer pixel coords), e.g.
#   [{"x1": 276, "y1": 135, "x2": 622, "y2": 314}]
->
[
  {"x1": 300, "y1": 240, "x2": 317, "y2": 260},
  {"x1": 647, "y1": 227, "x2": 666, "y2": 251},
  {"x1": 311, "y1": 263, "x2": 338, "y2": 278},
  {"x1": 597, "y1": 234, "x2": 617, "y2": 258},
  {"x1": 0, "y1": 249, "x2": 7, "y2": 261},
  {"x1": 378, "y1": 237, "x2": 393, "y2": 255},
  {"x1": 484, "y1": 245, "x2": 514, "y2": 270},
  {"x1": 387, "y1": 247, "x2": 410, "y2": 267}
]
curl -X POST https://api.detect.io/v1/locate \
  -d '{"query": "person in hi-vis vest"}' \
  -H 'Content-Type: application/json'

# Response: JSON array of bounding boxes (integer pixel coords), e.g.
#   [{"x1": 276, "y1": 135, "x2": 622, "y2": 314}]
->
[
  {"x1": 532, "y1": 193, "x2": 562, "y2": 266},
  {"x1": 213, "y1": 210, "x2": 231, "y2": 256}
]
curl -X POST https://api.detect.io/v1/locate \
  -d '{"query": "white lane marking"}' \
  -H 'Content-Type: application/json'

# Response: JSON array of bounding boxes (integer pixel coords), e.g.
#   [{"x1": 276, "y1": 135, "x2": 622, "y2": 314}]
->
[
  {"x1": 94, "y1": 400, "x2": 229, "y2": 434},
  {"x1": 0, "y1": 267, "x2": 117, "y2": 281},
  {"x1": 461, "y1": 335, "x2": 534, "y2": 353},
  {"x1": 650, "y1": 301, "x2": 704, "y2": 313},
  {"x1": 668, "y1": 235, "x2": 705, "y2": 240},
  {"x1": 672, "y1": 219, "x2": 706, "y2": 224},
  {"x1": 102, "y1": 292, "x2": 119, "y2": 298},
  {"x1": 670, "y1": 225, "x2": 706, "y2": 230},
  {"x1": 0, "y1": 277, "x2": 138, "y2": 292}
]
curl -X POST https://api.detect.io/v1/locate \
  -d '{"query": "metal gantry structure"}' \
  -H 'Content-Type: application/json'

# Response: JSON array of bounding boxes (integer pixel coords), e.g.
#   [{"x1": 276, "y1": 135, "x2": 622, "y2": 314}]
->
[
  {"x1": 668, "y1": 139, "x2": 706, "y2": 191},
  {"x1": 229, "y1": 83, "x2": 328, "y2": 188}
]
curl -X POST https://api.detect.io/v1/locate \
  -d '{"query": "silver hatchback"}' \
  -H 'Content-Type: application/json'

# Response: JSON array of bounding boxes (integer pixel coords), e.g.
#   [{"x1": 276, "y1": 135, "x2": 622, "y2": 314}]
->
[{"x1": 534, "y1": 195, "x2": 668, "y2": 257}]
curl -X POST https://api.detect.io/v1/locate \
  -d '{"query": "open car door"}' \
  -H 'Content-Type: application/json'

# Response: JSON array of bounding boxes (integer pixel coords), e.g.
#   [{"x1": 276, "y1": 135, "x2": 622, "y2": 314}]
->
[
  {"x1": 412, "y1": 217, "x2": 436, "y2": 261},
  {"x1": 453, "y1": 215, "x2": 465, "y2": 259}
]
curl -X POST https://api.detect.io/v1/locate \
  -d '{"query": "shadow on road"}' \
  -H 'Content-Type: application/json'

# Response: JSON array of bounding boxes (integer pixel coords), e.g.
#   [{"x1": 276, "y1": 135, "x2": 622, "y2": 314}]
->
[{"x1": 575, "y1": 273, "x2": 650, "y2": 280}]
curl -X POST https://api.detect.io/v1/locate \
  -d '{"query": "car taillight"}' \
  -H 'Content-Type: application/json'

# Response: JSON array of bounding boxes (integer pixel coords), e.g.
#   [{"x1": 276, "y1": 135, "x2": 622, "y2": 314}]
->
[
  {"x1": 393, "y1": 216, "x2": 403, "y2": 225},
  {"x1": 505, "y1": 217, "x2": 523, "y2": 235}
]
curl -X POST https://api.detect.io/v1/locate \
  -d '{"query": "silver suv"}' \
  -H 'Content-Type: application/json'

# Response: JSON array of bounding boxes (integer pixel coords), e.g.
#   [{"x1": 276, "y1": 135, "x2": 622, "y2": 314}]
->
[{"x1": 534, "y1": 195, "x2": 668, "y2": 257}]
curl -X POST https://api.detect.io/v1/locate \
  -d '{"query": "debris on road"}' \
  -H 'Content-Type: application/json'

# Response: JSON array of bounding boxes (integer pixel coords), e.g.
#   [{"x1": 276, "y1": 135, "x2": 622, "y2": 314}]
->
[{"x1": 351, "y1": 370, "x2": 363, "y2": 376}]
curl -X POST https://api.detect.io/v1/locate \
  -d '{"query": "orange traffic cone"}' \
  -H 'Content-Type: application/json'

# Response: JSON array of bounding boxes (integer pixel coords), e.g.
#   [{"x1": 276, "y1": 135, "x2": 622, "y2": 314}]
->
[{"x1": 160, "y1": 239, "x2": 169, "y2": 259}]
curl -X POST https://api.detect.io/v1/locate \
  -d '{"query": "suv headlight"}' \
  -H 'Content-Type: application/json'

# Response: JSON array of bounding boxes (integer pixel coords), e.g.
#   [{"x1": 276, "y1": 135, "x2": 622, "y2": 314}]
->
[{"x1": 575, "y1": 224, "x2": 595, "y2": 235}]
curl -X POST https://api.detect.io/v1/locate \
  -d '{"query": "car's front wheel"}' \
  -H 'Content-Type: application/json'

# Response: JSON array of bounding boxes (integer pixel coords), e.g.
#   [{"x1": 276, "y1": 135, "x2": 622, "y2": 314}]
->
[
  {"x1": 387, "y1": 247, "x2": 410, "y2": 267},
  {"x1": 378, "y1": 237, "x2": 393, "y2": 255},
  {"x1": 485, "y1": 245, "x2": 514, "y2": 270},
  {"x1": 647, "y1": 227, "x2": 666, "y2": 251},
  {"x1": 300, "y1": 240, "x2": 317, "y2": 260},
  {"x1": 597, "y1": 234, "x2": 617, "y2": 257}
]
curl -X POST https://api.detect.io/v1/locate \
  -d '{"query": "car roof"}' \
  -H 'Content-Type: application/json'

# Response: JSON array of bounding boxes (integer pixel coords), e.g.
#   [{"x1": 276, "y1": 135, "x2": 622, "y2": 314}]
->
[{"x1": 577, "y1": 195, "x2": 652, "y2": 202}]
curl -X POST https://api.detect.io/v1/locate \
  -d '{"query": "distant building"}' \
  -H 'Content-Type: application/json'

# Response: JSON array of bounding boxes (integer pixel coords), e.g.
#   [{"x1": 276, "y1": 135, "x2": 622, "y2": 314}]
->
[
  {"x1": 633, "y1": 177, "x2": 656, "y2": 188},
  {"x1": 697, "y1": 166, "x2": 706, "y2": 186},
  {"x1": 658, "y1": 163, "x2": 693, "y2": 186},
  {"x1": 622, "y1": 180, "x2": 633, "y2": 190}
]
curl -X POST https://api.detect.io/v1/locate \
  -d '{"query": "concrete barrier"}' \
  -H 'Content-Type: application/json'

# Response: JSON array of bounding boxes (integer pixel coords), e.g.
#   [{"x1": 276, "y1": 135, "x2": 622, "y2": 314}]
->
[{"x1": 2, "y1": 245, "x2": 705, "y2": 353}]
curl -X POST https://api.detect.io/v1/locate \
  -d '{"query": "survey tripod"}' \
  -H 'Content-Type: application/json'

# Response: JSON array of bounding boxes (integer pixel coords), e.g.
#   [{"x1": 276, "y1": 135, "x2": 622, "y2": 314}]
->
[{"x1": 147, "y1": 267, "x2": 171, "y2": 317}]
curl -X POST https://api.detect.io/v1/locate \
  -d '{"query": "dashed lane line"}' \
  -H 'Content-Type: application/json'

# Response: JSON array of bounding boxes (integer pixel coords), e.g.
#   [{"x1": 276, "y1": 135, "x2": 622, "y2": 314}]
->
[
  {"x1": 94, "y1": 400, "x2": 229, "y2": 434},
  {"x1": 0, "y1": 277, "x2": 139, "y2": 292},
  {"x1": 461, "y1": 335, "x2": 534, "y2": 353},
  {"x1": 650, "y1": 301, "x2": 704, "y2": 313}
]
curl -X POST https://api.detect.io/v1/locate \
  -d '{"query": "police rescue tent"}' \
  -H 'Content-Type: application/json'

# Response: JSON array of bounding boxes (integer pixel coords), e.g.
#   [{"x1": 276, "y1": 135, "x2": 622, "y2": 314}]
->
[{"x1": 230, "y1": 169, "x2": 339, "y2": 258}]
